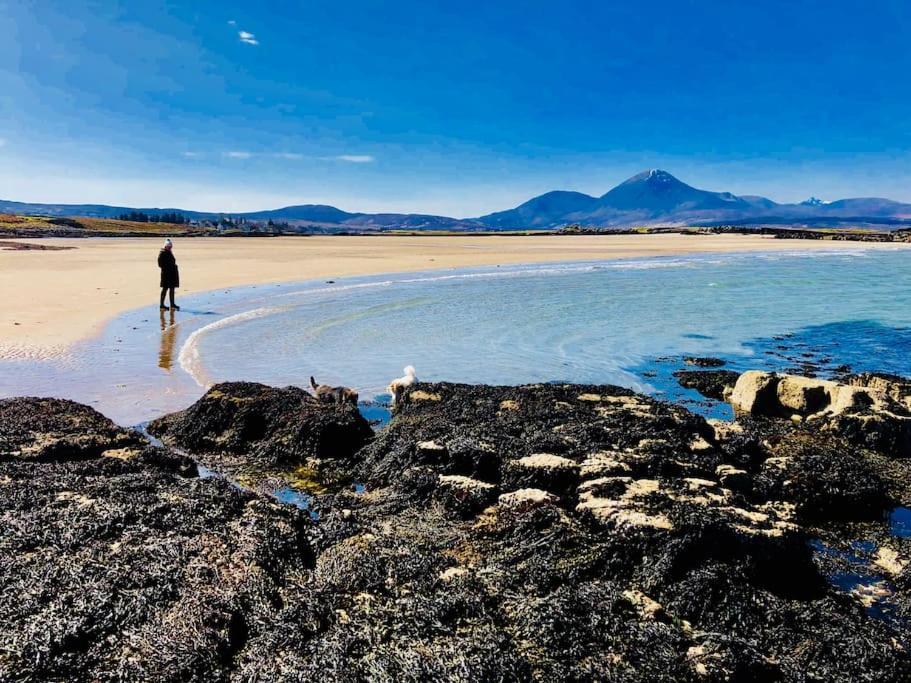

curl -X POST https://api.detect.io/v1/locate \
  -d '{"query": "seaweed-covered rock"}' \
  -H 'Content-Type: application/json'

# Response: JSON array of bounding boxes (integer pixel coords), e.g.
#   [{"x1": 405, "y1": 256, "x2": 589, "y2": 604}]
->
[
  {"x1": 683, "y1": 356, "x2": 727, "y2": 368},
  {"x1": 498, "y1": 487, "x2": 559, "y2": 510},
  {"x1": 434, "y1": 474, "x2": 498, "y2": 517},
  {"x1": 0, "y1": 396, "x2": 142, "y2": 461},
  {"x1": 4, "y1": 379, "x2": 911, "y2": 682},
  {"x1": 148, "y1": 381, "x2": 374, "y2": 472},
  {"x1": 715, "y1": 464, "x2": 751, "y2": 493},
  {"x1": 503, "y1": 452, "x2": 581, "y2": 496},
  {"x1": 356, "y1": 381, "x2": 717, "y2": 488},
  {"x1": 674, "y1": 369, "x2": 740, "y2": 401},
  {"x1": 0, "y1": 398, "x2": 312, "y2": 682},
  {"x1": 324, "y1": 382, "x2": 909, "y2": 681},
  {"x1": 753, "y1": 429, "x2": 890, "y2": 520}
]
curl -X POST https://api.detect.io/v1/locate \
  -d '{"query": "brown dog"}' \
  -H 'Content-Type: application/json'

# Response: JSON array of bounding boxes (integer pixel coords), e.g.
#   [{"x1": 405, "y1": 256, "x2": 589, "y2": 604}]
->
[{"x1": 310, "y1": 376, "x2": 359, "y2": 406}]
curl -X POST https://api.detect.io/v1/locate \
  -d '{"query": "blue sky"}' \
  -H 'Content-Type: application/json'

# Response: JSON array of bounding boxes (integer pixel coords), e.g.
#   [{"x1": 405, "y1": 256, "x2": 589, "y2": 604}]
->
[{"x1": 1, "y1": 0, "x2": 910, "y2": 216}]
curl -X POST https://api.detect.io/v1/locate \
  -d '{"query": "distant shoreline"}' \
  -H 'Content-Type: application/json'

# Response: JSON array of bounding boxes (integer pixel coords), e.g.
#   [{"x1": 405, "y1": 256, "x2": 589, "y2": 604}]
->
[
  {"x1": 2, "y1": 216, "x2": 911, "y2": 242},
  {"x1": 2, "y1": 233, "x2": 910, "y2": 360}
]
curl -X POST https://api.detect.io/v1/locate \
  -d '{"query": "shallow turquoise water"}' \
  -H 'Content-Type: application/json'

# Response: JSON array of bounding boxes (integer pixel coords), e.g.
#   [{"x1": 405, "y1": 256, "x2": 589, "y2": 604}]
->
[
  {"x1": 2, "y1": 247, "x2": 910, "y2": 424},
  {"x1": 182, "y1": 249, "x2": 911, "y2": 412}
]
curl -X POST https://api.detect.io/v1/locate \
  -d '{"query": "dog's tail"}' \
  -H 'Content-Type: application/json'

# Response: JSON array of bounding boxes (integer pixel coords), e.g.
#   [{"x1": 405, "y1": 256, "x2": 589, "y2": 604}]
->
[
  {"x1": 404, "y1": 365, "x2": 416, "y2": 377},
  {"x1": 310, "y1": 376, "x2": 318, "y2": 390}
]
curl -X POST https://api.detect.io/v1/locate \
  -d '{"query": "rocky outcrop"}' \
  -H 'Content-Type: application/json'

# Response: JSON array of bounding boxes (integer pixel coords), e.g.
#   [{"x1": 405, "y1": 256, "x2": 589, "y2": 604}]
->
[
  {"x1": 674, "y1": 369, "x2": 740, "y2": 401},
  {"x1": 0, "y1": 397, "x2": 143, "y2": 461},
  {"x1": 751, "y1": 429, "x2": 891, "y2": 519},
  {"x1": 503, "y1": 452, "x2": 581, "y2": 496},
  {"x1": 338, "y1": 382, "x2": 910, "y2": 680},
  {"x1": 683, "y1": 356, "x2": 726, "y2": 368},
  {"x1": 356, "y1": 382, "x2": 717, "y2": 489},
  {"x1": 435, "y1": 473, "x2": 498, "y2": 517},
  {"x1": 3, "y1": 379, "x2": 911, "y2": 682},
  {"x1": 730, "y1": 371, "x2": 911, "y2": 456},
  {"x1": 842, "y1": 372, "x2": 911, "y2": 411},
  {"x1": 0, "y1": 398, "x2": 312, "y2": 682},
  {"x1": 147, "y1": 382, "x2": 374, "y2": 476}
]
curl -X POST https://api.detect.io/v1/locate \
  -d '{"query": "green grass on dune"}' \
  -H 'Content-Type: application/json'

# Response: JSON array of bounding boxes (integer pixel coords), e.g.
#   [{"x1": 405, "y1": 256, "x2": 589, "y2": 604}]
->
[{"x1": 0, "y1": 214, "x2": 208, "y2": 236}]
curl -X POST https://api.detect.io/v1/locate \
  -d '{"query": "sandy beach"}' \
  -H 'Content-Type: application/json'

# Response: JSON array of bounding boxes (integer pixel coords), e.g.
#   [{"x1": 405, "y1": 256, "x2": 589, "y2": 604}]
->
[{"x1": 2, "y1": 233, "x2": 906, "y2": 359}]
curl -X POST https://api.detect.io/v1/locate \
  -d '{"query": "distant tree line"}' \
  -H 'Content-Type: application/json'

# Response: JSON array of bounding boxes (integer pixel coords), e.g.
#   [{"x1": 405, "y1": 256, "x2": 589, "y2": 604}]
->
[
  {"x1": 117, "y1": 211, "x2": 190, "y2": 224},
  {"x1": 114, "y1": 211, "x2": 298, "y2": 232},
  {"x1": 213, "y1": 216, "x2": 294, "y2": 232}
]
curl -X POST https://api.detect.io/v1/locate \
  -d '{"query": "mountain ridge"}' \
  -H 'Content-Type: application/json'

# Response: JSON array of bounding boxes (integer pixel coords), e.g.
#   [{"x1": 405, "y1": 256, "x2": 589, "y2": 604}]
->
[
  {"x1": 3, "y1": 170, "x2": 911, "y2": 230},
  {"x1": 475, "y1": 169, "x2": 911, "y2": 229}
]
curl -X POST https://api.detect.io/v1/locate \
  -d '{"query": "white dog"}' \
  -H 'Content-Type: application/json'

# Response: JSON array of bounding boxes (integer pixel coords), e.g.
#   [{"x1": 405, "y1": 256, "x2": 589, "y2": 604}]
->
[{"x1": 388, "y1": 365, "x2": 417, "y2": 406}]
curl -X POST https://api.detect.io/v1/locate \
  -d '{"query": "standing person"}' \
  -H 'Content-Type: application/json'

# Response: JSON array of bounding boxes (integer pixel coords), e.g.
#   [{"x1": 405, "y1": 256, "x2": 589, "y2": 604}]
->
[{"x1": 158, "y1": 238, "x2": 180, "y2": 311}]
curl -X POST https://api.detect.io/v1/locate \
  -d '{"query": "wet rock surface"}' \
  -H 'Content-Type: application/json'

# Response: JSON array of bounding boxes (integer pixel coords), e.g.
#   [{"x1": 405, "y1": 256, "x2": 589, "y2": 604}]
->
[
  {"x1": 683, "y1": 356, "x2": 727, "y2": 368},
  {"x1": 3, "y1": 377, "x2": 911, "y2": 681},
  {"x1": 0, "y1": 399, "x2": 311, "y2": 681},
  {"x1": 355, "y1": 382, "x2": 715, "y2": 489},
  {"x1": 674, "y1": 369, "x2": 740, "y2": 401},
  {"x1": 0, "y1": 397, "x2": 142, "y2": 461},
  {"x1": 147, "y1": 381, "x2": 374, "y2": 480}
]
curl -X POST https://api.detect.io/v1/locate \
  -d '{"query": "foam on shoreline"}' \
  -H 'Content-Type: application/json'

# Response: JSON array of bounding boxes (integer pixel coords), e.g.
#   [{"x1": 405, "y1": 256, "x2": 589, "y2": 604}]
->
[{"x1": 179, "y1": 306, "x2": 284, "y2": 387}]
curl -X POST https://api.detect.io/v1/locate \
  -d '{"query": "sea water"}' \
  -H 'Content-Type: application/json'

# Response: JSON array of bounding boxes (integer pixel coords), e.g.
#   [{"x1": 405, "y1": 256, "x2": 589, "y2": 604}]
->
[{"x1": 2, "y1": 248, "x2": 910, "y2": 425}]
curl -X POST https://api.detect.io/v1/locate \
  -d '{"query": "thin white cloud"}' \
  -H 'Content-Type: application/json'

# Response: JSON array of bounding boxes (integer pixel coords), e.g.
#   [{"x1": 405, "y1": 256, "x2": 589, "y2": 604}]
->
[
  {"x1": 224, "y1": 151, "x2": 253, "y2": 159},
  {"x1": 274, "y1": 152, "x2": 304, "y2": 160},
  {"x1": 182, "y1": 151, "x2": 200, "y2": 158},
  {"x1": 227, "y1": 19, "x2": 236, "y2": 26},
  {"x1": 333, "y1": 155, "x2": 374, "y2": 163},
  {"x1": 238, "y1": 30, "x2": 259, "y2": 46}
]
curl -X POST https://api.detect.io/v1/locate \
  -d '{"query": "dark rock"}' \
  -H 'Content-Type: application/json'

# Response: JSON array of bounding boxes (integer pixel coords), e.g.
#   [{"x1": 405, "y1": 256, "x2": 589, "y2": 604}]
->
[
  {"x1": 3, "y1": 378, "x2": 911, "y2": 682},
  {"x1": 674, "y1": 369, "x2": 740, "y2": 401},
  {"x1": 434, "y1": 473, "x2": 498, "y2": 517},
  {"x1": 444, "y1": 435, "x2": 501, "y2": 480},
  {"x1": 0, "y1": 399, "x2": 312, "y2": 682},
  {"x1": 754, "y1": 429, "x2": 890, "y2": 520},
  {"x1": 503, "y1": 452, "x2": 581, "y2": 497},
  {"x1": 683, "y1": 356, "x2": 727, "y2": 368},
  {"x1": 147, "y1": 381, "x2": 374, "y2": 474},
  {"x1": 0, "y1": 396, "x2": 142, "y2": 461},
  {"x1": 355, "y1": 382, "x2": 717, "y2": 488},
  {"x1": 715, "y1": 464, "x2": 751, "y2": 493},
  {"x1": 415, "y1": 438, "x2": 447, "y2": 462}
]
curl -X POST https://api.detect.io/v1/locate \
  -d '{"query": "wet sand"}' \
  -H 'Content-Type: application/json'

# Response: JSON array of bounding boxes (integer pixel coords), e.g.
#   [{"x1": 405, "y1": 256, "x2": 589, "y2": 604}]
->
[{"x1": 2, "y1": 233, "x2": 906, "y2": 359}]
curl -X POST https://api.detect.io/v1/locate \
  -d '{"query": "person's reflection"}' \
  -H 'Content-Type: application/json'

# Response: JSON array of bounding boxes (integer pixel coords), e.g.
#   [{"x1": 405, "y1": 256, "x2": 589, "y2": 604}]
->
[{"x1": 159, "y1": 308, "x2": 177, "y2": 370}]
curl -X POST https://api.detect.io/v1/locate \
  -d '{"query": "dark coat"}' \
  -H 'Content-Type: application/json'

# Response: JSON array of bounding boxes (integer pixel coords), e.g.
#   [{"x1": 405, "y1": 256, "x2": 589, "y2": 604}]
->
[{"x1": 158, "y1": 249, "x2": 180, "y2": 288}]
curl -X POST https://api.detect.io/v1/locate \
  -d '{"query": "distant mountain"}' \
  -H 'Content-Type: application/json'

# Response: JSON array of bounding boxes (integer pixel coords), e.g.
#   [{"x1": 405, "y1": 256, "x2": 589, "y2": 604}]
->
[
  {"x1": 476, "y1": 169, "x2": 766, "y2": 228},
  {"x1": 242, "y1": 204, "x2": 357, "y2": 223},
  {"x1": 3, "y1": 169, "x2": 911, "y2": 230},
  {"x1": 479, "y1": 191, "x2": 599, "y2": 229},
  {"x1": 819, "y1": 198, "x2": 911, "y2": 217},
  {"x1": 0, "y1": 199, "x2": 213, "y2": 221},
  {"x1": 739, "y1": 195, "x2": 780, "y2": 209},
  {"x1": 599, "y1": 169, "x2": 747, "y2": 212},
  {"x1": 475, "y1": 170, "x2": 911, "y2": 229},
  {"x1": 0, "y1": 199, "x2": 487, "y2": 231}
]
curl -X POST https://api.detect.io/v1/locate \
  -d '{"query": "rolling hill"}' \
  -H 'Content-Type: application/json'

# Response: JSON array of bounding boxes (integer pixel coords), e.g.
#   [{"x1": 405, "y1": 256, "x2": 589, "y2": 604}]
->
[{"x1": 3, "y1": 170, "x2": 911, "y2": 231}]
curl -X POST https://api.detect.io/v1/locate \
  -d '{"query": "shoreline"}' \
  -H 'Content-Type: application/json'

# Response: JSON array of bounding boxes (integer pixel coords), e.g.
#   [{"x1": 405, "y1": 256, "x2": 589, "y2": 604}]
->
[
  {"x1": 3, "y1": 246, "x2": 909, "y2": 428},
  {"x1": 2, "y1": 233, "x2": 909, "y2": 360}
]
